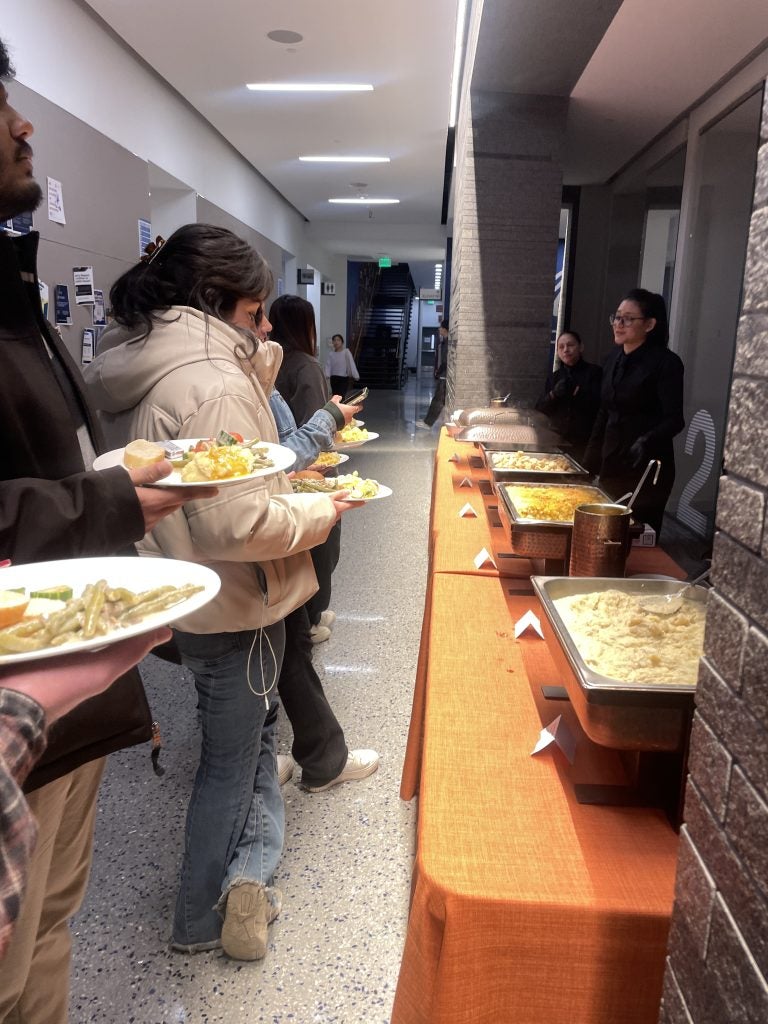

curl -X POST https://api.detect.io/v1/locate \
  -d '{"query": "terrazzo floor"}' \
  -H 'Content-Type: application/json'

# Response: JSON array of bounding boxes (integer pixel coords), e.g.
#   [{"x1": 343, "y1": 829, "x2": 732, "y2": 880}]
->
[{"x1": 69, "y1": 379, "x2": 441, "y2": 1024}]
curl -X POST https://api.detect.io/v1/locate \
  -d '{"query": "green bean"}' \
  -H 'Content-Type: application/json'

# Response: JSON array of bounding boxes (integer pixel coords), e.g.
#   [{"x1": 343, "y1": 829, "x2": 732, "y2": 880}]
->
[
  {"x1": 120, "y1": 584, "x2": 203, "y2": 622},
  {"x1": 82, "y1": 580, "x2": 107, "y2": 638}
]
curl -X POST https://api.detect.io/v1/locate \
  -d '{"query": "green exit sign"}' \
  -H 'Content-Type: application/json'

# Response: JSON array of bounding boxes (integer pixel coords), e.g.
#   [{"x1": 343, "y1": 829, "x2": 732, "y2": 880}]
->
[{"x1": 378, "y1": 257, "x2": 392, "y2": 268}]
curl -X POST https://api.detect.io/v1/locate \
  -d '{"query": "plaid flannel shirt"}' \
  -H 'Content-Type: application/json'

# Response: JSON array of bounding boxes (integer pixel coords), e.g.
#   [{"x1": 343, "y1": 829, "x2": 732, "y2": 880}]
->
[{"x1": 0, "y1": 689, "x2": 46, "y2": 959}]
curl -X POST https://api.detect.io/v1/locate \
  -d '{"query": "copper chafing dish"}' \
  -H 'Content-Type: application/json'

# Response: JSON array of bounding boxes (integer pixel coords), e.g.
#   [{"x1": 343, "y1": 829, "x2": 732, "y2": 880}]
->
[
  {"x1": 531, "y1": 576, "x2": 708, "y2": 751},
  {"x1": 496, "y1": 481, "x2": 610, "y2": 559}
]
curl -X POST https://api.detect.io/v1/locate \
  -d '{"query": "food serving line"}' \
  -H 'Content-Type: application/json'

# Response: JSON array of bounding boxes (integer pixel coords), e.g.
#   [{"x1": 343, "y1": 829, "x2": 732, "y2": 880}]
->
[{"x1": 392, "y1": 428, "x2": 685, "y2": 1024}]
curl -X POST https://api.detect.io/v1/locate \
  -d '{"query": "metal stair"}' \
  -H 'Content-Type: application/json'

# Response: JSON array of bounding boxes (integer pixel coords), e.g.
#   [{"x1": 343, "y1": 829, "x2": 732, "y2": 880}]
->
[{"x1": 355, "y1": 265, "x2": 415, "y2": 389}]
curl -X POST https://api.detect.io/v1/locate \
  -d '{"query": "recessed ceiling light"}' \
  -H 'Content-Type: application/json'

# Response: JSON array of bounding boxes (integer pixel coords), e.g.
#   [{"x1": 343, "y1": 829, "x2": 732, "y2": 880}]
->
[
  {"x1": 266, "y1": 29, "x2": 303, "y2": 44},
  {"x1": 329, "y1": 198, "x2": 400, "y2": 205},
  {"x1": 247, "y1": 82, "x2": 373, "y2": 92},
  {"x1": 299, "y1": 155, "x2": 390, "y2": 163}
]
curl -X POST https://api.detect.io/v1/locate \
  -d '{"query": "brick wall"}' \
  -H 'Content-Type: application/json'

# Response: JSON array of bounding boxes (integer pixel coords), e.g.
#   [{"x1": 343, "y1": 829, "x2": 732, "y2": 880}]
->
[
  {"x1": 660, "y1": 85, "x2": 768, "y2": 1024},
  {"x1": 447, "y1": 91, "x2": 567, "y2": 410}
]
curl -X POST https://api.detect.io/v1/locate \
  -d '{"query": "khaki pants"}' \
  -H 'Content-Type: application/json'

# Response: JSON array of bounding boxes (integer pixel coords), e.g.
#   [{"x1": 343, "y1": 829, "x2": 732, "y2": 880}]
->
[{"x1": 0, "y1": 758, "x2": 105, "y2": 1024}]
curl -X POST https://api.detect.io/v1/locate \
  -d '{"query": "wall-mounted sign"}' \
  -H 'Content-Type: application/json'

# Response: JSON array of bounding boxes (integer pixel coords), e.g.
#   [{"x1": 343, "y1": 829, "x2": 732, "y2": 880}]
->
[
  {"x1": 297, "y1": 268, "x2": 315, "y2": 285},
  {"x1": 419, "y1": 287, "x2": 441, "y2": 300},
  {"x1": 321, "y1": 281, "x2": 336, "y2": 296},
  {"x1": 378, "y1": 257, "x2": 392, "y2": 268}
]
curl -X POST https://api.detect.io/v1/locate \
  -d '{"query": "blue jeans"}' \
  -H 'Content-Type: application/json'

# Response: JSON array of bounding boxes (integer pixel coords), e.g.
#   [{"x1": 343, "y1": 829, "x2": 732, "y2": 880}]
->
[{"x1": 171, "y1": 623, "x2": 286, "y2": 950}]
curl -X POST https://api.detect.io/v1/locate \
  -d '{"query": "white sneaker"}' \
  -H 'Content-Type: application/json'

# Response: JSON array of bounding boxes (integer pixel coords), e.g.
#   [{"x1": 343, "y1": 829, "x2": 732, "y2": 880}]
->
[
  {"x1": 309, "y1": 624, "x2": 331, "y2": 644},
  {"x1": 277, "y1": 754, "x2": 295, "y2": 786},
  {"x1": 301, "y1": 749, "x2": 380, "y2": 793},
  {"x1": 415, "y1": 419, "x2": 431, "y2": 430},
  {"x1": 319, "y1": 610, "x2": 336, "y2": 629}
]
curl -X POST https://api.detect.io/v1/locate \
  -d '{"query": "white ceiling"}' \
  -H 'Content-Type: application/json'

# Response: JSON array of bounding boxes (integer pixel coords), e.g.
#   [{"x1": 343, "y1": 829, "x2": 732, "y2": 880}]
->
[{"x1": 84, "y1": 0, "x2": 768, "y2": 263}]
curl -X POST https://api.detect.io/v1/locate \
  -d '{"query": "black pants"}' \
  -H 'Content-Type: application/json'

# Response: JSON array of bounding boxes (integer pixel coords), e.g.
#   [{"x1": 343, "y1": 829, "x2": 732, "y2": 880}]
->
[
  {"x1": 424, "y1": 377, "x2": 446, "y2": 426},
  {"x1": 306, "y1": 522, "x2": 341, "y2": 626},
  {"x1": 329, "y1": 375, "x2": 349, "y2": 398},
  {"x1": 277, "y1": 603, "x2": 348, "y2": 786}
]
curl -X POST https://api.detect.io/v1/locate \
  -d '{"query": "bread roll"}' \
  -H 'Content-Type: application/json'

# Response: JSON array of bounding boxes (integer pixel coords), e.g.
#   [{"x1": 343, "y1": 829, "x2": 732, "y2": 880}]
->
[{"x1": 123, "y1": 439, "x2": 166, "y2": 469}]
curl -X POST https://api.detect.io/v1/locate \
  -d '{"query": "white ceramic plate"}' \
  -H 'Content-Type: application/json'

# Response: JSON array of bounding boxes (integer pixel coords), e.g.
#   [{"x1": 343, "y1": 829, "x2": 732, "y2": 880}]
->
[
  {"x1": 327, "y1": 478, "x2": 392, "y2": 502},
  {"x1": 0, "y1": 557, "x2": 220, "y2": 665},
  {"x1": 93, "y1": 439, "x2": 296, "y2": 487},
  {"x1": 334, "y1": 431, "x2": 379, "y2": 450},
  {"x1": 350, "y1": 418, "x2": 365, "y2": 427},
  {"x1": 307, "y1": 451, "x2": 350, "y2": 471}
]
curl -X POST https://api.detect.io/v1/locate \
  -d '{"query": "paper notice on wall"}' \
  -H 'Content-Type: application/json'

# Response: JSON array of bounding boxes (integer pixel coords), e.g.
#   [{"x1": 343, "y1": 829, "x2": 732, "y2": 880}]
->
[
  {"x1": 38, "y1": 280, "x2": 49, "y2": 319},
  {"x1": 138, "y1": 218, "x2": 152, "y2": 258},
  {"x1": 73, "y1": 266, "x2": 95, "y2": 305},
  {"x1": 81, "y1": 328, "x2": 96, "y2": 365},
  {"x1": 54, "y1": 284, "x2": 72, "y2": 325},
  {"x1": 91, "y1": 289, "x2": 107, "y2": 327},
  {"x1": 47, "y1": 177, "x2": 66, "y2": 224}
]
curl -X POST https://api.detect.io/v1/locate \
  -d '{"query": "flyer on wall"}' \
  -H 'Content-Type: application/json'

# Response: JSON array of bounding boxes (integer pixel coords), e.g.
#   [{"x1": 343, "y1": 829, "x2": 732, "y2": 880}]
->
[
  {"x1": 91, "y1": 289, "x2": 107, "y2": 327},
  {"x1": 73, "y1": 266, "x2": 95, "y2": 305},
  {"x1": 54, "y1": 284, "x2": 72, "y2": 325},
  {"x1": 82, "y1": 328, "x2": 96, "y2": 365},
  {"x1": 47, "y1": 177, "x2": 66, "y2": 225}
]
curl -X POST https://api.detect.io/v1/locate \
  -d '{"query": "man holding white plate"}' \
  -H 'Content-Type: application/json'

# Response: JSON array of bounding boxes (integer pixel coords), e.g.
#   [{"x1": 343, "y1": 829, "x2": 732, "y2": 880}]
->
[{"x1": 0, "y1": 38, "x2": 215, "y2": 1022}]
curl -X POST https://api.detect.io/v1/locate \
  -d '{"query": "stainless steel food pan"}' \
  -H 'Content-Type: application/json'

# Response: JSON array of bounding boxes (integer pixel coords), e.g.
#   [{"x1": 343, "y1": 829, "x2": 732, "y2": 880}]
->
[
  {"x1": 453, "y1": 424, "x2": 561, "y2": 448},
  {"x1": 484, "y1": 448, "x2": 589, "y2": 482},
  {"x1": 531, "y1": 576, "x2": 708, "y2": 751},
  {"x1": 497, "y1": 481, "x2": 611, "y2": 529}
]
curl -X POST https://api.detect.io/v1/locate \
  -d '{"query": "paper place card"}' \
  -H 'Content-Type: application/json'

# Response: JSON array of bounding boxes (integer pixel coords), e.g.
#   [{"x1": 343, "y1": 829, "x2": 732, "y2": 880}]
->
[
  {"x1": 514, "y1": 609, "x2": 544, "y2": 639},
  {"x1": 530, "y1": 715, "x2": 577, "y2": 765},
  {"x1": 448, "y1": 453, "x2": 461, "y2": 463},
  {"x1": 458, "y1": 503, "x2": 478, "y2": 518},
  {"x1": 459, "y1": 476, "x2": 473, "y2": 488},
  {"x1": 473, "y1": 548, "x2": 497, "y2": 570}
]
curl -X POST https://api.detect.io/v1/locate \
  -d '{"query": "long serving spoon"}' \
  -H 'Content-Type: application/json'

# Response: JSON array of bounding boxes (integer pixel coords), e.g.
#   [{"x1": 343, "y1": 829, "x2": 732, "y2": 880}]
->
[
  {"x1": 615, "y1": 459, "x2": 662, "y2": 509},
  {"x1": 638, "y1": 567, "x2": 711, "y2": 615}
]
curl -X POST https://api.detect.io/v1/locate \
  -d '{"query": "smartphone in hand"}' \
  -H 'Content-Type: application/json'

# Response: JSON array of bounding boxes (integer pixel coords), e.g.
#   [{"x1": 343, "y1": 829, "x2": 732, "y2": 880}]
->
[{"x1": 343, "y1": 386, "x2": 368, "y2": 405}]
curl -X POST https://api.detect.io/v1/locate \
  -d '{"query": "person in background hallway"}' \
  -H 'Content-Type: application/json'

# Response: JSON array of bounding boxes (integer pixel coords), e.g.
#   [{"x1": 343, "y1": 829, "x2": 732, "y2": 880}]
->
[
  {"x1": 324, "y1": 333, "x2": 359, "y2": 398},
  {"x1": 271, "y1": 295, "x2": 342, "y2": 643},
  {"x1": 583, "y1": 289, "x2": 685, "y2": 538},
  {"x1": 0, "y1": 40, "x2": 212, "y2": 1023},
  {"x1": 535, "y1": 330, "x2": 602, "y2": 463},
  {"x1": 416, "y1": 318, "x2": 449, "y2": 430},
  {"x1": 1, "y1": 629, "x2": 171, "y2": 960}
]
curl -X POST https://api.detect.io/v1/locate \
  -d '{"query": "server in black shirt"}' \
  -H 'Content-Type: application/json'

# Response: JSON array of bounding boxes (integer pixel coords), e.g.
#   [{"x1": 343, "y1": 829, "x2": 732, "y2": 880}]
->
[
  {"x1": 584, "y1": 289, "x2": 684, "y2": 537},
  {"x1": 535, "y1": 331, "x2": 601, "y2": 462}
]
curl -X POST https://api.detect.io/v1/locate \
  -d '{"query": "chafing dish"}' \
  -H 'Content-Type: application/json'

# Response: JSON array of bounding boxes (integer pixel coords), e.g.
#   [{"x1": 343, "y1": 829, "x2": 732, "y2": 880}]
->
[
  {"x1": 453, "y1": 423, "x2": 561, "y2": 448},
  {"x1": 496, "y1": 482, "x2": 610, "y2": 559},
  {"x1": 531, "y1": 576, "x2": 708, "y2": 751},
  {"x1": 483, "y1": 447, "x2": 588, "y2": 482}
]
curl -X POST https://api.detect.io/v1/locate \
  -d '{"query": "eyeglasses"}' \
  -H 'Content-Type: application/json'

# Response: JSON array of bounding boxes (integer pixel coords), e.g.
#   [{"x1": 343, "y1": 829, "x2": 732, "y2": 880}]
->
[{"x1": 609, "y1": 314, "x2": 646, "y2": 327}]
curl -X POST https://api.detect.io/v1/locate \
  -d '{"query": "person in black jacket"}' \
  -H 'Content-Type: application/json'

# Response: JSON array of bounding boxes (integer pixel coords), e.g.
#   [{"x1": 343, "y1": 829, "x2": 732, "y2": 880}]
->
[
  {"x1": 583, "y1": 289, "x2": 685, "y2": 538},
  {"x1": 534, "y1": 331, "x2": 601, "y2": 463},
  {"x1": 0, "y1": 43, "x2": 212, "y2": 1019}
]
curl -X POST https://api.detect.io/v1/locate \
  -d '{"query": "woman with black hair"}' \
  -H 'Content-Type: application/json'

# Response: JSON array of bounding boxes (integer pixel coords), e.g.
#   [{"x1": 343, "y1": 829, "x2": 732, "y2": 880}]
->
[
  {"x1": 583, "y1": 288, "x2": 685, "y2": 537},
  {"x1": 84, "y1": 224, "x2": 362, "y2": 962}
]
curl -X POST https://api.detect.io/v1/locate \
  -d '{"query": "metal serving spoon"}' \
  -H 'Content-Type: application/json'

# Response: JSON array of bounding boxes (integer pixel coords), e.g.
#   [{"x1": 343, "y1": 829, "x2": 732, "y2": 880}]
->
[{"x1": 638, "y1": 567, "x2": 711, "y2": 615}]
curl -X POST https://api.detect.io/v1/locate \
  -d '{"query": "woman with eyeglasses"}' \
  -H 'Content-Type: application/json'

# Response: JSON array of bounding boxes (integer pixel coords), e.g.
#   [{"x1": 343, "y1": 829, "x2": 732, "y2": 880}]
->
[
  {"x1": 84, "y1": 224, "x2": 362, "y2": 962},
  {"x1": 583, "y1": 288, "x2": 684, "y2": 537}
]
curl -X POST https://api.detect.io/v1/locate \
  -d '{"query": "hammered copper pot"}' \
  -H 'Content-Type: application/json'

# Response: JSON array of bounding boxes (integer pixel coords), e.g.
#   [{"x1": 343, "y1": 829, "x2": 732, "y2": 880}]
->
[{"x1": 569, "y1": 503, "x2": 632, "y2": 578}]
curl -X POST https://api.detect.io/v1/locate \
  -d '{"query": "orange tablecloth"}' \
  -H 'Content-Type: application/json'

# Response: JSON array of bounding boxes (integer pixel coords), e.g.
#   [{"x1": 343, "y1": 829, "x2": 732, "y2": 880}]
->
[
  {"x1": 393, "y1": 574, "x2": 679, "y2": 1024},
  {"x1": 395, "y1": 430, "x2": 681, "y2": 1024}
]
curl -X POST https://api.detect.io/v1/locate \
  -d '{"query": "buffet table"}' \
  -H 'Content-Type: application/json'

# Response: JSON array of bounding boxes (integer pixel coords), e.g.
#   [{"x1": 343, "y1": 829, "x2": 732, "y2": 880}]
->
[{"x1": 393, "y1": 431, "x2": 681, "y2": 1024}]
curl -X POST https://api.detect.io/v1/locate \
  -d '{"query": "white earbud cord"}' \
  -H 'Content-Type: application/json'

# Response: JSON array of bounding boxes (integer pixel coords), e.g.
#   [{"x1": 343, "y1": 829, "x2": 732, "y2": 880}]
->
[{"x1": 246, "y1": 591, "x2": 277, "y2": 709}]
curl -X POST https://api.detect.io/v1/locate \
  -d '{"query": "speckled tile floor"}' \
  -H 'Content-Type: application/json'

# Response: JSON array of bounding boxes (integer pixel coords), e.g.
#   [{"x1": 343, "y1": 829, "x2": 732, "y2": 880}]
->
[{"x1": 69, "y1": 380, "x2": 440, "y2": 1024}]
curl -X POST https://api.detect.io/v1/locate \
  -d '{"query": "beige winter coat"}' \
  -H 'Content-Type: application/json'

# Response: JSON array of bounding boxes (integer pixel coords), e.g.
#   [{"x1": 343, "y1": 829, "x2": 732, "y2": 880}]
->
[{"x1": 84, "y1": 307, "x2": 338, "y2": 632}]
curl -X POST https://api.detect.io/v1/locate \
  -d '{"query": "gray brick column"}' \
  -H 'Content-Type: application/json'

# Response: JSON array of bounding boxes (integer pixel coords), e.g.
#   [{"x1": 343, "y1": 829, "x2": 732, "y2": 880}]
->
[
  {"x1": 660, "y1": 83, "x2": 768, "y2": 1024},
  {"x1": 447, "y1": 91, "x2": 567, "y2": 410}
]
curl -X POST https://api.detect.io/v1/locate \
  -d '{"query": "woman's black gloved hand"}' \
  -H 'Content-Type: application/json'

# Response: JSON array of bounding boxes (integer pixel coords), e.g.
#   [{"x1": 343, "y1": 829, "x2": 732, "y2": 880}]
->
[
  {"x1": 551, "y1": 377, "x2": 569, "y2": 399},
  {"x1": 629, "y1": 436, "x2": 649, "y2": 469}
]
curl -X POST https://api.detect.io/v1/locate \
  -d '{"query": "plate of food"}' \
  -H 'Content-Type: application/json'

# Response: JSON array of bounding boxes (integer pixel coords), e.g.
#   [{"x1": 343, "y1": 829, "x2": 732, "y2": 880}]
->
[
  {"x1": 307, "y1": 451, "x2": 350, "y2": 472},
  {"x1": 290, "y1": 470, "x2": 391, "y2": 501},
  {"x1": 93, "y1": 431, "x2": 296, "y2": 487},
  {"x1": 333, "y1": 425, "x2": 379, "y2": 449},
  {"x1": 0, "y1": 557, "x2": 221, "y2": 665}
]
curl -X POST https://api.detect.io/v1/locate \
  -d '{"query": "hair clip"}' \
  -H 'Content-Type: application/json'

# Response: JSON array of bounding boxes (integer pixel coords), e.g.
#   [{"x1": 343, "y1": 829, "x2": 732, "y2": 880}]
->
[{"x1": 140, "y1": 235, "x2": 166, "y2": 265}]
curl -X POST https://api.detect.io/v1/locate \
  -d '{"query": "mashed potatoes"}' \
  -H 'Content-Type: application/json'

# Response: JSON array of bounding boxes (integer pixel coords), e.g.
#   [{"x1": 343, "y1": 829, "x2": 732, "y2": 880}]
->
[{"x1": 553, "y1": 589, "x2": 706, "y2": 685}]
